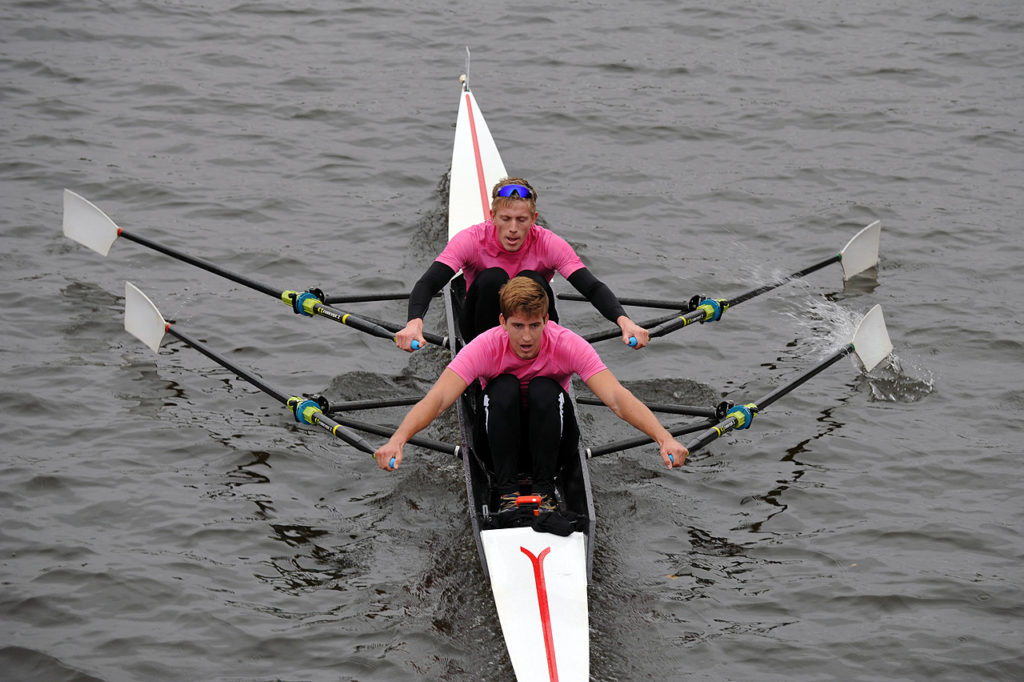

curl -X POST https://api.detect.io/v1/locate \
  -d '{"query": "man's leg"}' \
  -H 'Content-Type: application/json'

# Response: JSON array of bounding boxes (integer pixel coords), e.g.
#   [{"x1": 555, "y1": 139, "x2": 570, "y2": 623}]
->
[
  {"x1": 483, "y1": 373, "x2": 522, "y2": 497},
  {"x1": 461, "y1": 267, "x2": 509, "y2": 341},
  {"x1": 516, "y1": 269, "x2": 559, "y2": 323},
  {"x1": 525, "y1": 377, "x2": 568, "y2": 499}
]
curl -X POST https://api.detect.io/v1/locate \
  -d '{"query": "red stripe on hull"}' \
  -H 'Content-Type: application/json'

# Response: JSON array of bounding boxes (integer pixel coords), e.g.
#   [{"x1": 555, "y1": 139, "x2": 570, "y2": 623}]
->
[
  {"x1": 521, "y1": 546, "x2": 558, "y2": 681},
  {"x1": 464, "y1": 92, "x2": 492, "y2": 221}
]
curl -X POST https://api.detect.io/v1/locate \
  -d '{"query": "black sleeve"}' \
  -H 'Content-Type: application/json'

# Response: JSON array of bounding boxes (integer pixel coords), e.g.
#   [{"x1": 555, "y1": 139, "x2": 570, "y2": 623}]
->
[
  {"x1": 407, "y1": 261, "x2": 456, "y2": 321},
  {"x1": 567, "y1": 268, "x2": 627, "y2": 323}
]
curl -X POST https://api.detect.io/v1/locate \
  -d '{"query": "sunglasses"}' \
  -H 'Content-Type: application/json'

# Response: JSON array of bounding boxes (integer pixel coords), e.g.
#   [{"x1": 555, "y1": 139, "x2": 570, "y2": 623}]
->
[{"x1": 494, "y1": 184, "x2": 534, "y2": 200}]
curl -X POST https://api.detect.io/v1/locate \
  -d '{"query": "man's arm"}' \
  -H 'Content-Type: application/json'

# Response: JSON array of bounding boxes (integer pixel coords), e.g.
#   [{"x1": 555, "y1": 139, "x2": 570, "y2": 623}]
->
[
  {"x1": 567, "y1": 269, "x2": 650, "y2": 349},
  {"x1": 374, "y1": 369, "x2": 468, "y2": 470},
  {"x1": 396, "y1": 261, "x2": 456, "y2": 352},
  {"x1": 583, "y1": 369, "x2": 687, "y2": 467}
]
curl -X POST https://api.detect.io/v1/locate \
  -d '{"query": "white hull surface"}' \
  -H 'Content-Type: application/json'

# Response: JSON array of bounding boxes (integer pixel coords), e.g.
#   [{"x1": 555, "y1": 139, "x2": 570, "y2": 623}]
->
[
  {"x1": 482, "y1": 527, "x2": 590, "y2": 681},
  {"x1": 446, "y1": 70, "x2": 592, "y2": 681},
  {"x1": 448, "y1": 84, "x2": 507, "y2": 240}
]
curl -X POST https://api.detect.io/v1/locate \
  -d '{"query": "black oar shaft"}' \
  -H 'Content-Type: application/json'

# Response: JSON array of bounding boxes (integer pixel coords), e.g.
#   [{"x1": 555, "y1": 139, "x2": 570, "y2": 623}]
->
[
  {"x1": 325, "y1": 397, "x2": 424, "y2": 412},
  {"x1": 575, "y1": 396, "x2": 717, "y2": 419},
  {"x1": 165, "y1": 326, "x2": 376, "y2": 454},
  {"x1": 727, "y1": 254, "x2": 840, "y2": 307},
  {"x1": 586, "y1": 419, "x2": 716, "y2": 458},
  {"x1": 559, "y1": 293, "x2": 690, "y2": 310},
  {"x1": 756, "y1": 344, "x2": 851, "y2": 411},
  {"x1": 582, "y1": 311, "x2": 681, "y2": 344},
  {"x1": 348, "y1": 312, "x2": 448, "y2": 348},
  {"x1": 648, "y1": 308, "x2": 709, "y2": 339},
  {"x1": 324, "y1": 293, "x2": 410, "y2": 304},
  {"x1": 310, "y1": 303, "x2": 396, "y2": 342},
  {"x1": 684, "y1": 343, "x2": 853, "y2": 454},
  {"x1": 330, "y1": 416, "x2": 459, "y2": 456},
  {"x1": 303, "y1": 411, "x2": 375, "y2": 455},
  {"x1": 122, "y1": 230, "x2": 444, "y2": 349},
  {"x1": 167, "y1": 326, "x2": 290, "y2": 404},
  {"x1": 121, "y1": 231, "x2": 280, "y2": 298},
  {"x1": 585, "y1": 253, "x2": 844, "y2": 343}
]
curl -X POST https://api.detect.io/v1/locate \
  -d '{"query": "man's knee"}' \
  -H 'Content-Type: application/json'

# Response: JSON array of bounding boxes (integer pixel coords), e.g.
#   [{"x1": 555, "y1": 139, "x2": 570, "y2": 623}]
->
[{"x1": 526, "y1": 377, "x2": 564, "y2": 410}]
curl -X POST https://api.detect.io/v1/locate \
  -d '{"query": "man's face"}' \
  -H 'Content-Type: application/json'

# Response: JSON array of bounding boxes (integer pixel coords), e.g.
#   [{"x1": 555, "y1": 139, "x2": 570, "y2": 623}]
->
[
  {"x1": 499, "y1": 310, "x2": 548, "y2": 359},
  {"x1": 492, "y1": 201, "x2": 536, "y2": 252}
]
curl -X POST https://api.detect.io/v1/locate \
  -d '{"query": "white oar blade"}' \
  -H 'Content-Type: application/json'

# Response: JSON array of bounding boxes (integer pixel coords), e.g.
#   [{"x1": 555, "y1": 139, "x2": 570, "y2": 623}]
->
[
  {"x1": 124, "y1": 282, "x2": 167, "y2": 353},
  {"x1": 62, "y1": 189, "x2": 120, "y2": 256},
  {"x1": 850, "y1": 304, "x2": 892, "y2": 372},
  {"x1": 839, "y1": 220, "x2": 881, "y2": 280}
]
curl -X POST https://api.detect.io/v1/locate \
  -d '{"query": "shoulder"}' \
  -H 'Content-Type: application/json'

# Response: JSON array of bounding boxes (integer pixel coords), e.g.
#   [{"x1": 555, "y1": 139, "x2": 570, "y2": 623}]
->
[
  {"x1": 546, "y1": 321, "x2": 591, "y2": 349},
  {"x1": 532, "y1": 225, "x2": 580, "y2": 259},
  {"x1": 462, "y1": 325, "x2": 507, "y2": 355}
]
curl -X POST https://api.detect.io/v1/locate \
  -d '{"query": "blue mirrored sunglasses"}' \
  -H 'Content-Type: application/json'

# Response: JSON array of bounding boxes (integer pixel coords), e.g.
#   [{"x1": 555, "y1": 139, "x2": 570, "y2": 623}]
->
[{"x1": 494, "y1": 184, "x2": 534, "y2": 200}]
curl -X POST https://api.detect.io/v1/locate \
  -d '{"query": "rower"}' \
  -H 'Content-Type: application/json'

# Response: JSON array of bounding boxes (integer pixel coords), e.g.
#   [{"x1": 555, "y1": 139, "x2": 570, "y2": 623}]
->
[
  {"x1": 374, "y1": 276, "x2": 687, "y2": 511},
  {"x1": 393, "y1": 177, "x2": 650, "y2": 351}
]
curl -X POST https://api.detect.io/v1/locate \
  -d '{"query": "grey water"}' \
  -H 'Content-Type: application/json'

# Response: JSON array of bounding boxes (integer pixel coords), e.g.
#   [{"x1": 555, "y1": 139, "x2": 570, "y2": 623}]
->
[{"x1": 2, "y1": 1, "x2": 1022, "y2": 680}]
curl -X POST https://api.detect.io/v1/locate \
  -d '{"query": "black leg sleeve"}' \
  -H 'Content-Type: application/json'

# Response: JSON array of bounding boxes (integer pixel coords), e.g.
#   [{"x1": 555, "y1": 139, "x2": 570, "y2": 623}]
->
[
  {"x1": 462, "y1": 267, "x2": 509, "y2": 340},
  {"x1": 516, "y1": 269, "x2": 559, "y2": 323},
  {"x1": 525, "y1": 377, "x2": 568, "y2": 496},
  {"x1": 483, "y1": 374, "x2": 522, "y2": 496}
]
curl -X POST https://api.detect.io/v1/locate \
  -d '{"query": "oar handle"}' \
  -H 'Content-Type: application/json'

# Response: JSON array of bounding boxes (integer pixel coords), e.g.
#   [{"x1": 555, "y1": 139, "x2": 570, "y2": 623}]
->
[{"x1": 582, "y1": 311, "x2": 680, "y2": 344}]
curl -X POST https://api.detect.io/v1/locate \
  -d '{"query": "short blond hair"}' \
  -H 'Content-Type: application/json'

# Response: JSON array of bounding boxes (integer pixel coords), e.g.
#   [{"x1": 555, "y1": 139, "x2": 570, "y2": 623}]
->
[
  {"x1": 499, "y1": 276, "x2": 549, "y2": 319},
  {"x1": 491, "y1": 177, "x2": 537, "y2": 214}
]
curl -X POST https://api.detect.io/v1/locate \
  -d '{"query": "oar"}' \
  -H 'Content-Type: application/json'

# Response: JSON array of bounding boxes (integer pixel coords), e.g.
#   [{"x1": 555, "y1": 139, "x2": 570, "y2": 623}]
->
[
  {"x1": 63, "y1": 190, "x2": 443, "y2": 350},
  {"x1": 322, "y1": 292, "x2": 443, "y2": 304},
  {"x1": 328, "y1": 415, "x2": 460, "y2": 456},
  {"x1": 584, "y1": 418, "x2": 717, "y2": 459},
  {"x1": 581, "y1": 221, "x2": 881, "y2": 343},
  {"x1": 122, "y1": 281, "x2": 387, "y2": 461},
  {"x1": 684, "y1": 304, "x2": 893, "y2": 455},
  {"x1": 575, "y1": 395, "x2": 719, "y2": 419}
]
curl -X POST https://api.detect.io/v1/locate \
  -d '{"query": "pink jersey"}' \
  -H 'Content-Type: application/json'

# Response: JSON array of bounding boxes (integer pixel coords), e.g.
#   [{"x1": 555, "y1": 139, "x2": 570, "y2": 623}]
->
[
  {"x1": 447, "y1": 321, "x2": 607, "y2": 393},
  {"x1": 435, "y1": 221, "x2": 586, "y2": 289}
]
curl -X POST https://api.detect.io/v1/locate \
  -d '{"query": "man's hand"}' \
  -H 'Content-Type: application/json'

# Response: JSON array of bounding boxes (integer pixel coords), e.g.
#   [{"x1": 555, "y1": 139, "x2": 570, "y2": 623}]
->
[
  {"x1": 660, "y1": 439, "x2": 688, "y2": 469},
  {"x1": 395, "y1": 319, "x2": 425, "y2": 353},
  {"x1": 374, "y1": 439, "x2": 403, "y2": 471},
  {"x1": 618, "y1": 316, "x2": 650, "y2": 349}
]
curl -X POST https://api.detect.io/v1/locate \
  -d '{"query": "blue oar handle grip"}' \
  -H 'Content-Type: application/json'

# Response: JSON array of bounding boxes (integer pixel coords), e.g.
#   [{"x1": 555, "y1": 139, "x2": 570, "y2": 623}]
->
[
  {"x1": 390, "y1": 457, "x2": 396, "y2": 468},
  {"x1": 628, "y1": 336, "x2": 637, "y2": 347},
  {"x1": 410, "y1": 340, "x2": 421, "y2": 351}
]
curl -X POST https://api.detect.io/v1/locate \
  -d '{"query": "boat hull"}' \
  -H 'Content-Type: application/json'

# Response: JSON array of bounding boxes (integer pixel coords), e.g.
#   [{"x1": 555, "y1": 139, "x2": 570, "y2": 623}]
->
[{"x1": 445, "y1": 77, "x2": 594, "y2": 681}]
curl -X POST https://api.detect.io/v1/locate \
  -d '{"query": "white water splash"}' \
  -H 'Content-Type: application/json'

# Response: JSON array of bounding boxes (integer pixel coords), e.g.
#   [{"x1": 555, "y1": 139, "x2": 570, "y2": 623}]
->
[{"x1": 784, "y1": 296, "x2": 934, "y2": 403}]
